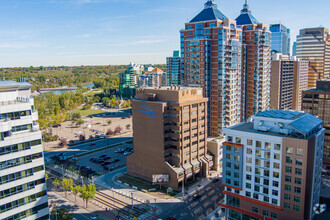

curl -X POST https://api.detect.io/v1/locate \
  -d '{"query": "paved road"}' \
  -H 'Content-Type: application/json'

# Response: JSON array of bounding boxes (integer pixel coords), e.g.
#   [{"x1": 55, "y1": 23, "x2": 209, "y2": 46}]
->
[
  {"x1": 160, "y1": 179, "x2": 224, "y2": 220},
  {"x1": 44, "y1": 135, "x2": 133, "y2": 162}
]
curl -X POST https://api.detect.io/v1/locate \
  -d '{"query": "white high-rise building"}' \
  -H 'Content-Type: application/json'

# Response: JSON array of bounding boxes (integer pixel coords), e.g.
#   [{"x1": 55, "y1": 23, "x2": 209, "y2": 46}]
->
[{"x1": 0, "y1": 81, "x2": 49, "y2": 220}]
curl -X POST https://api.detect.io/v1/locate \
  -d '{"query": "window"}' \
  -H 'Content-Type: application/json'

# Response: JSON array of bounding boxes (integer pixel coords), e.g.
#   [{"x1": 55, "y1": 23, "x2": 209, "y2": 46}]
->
[
  {"x1": 265, "y1": 152, "x2": 271, "y2": 159},
  {"x1": 246, "y1": 166, "x2": 252, "y2": 172},
  {"x1": 275, "y1": 144, "x2": 281, "y2": 150},
  {"x1": 226, "y1": 179, "x2": 231, "y2": 184},
  {"x1": 296, "y1": 159, "x2": 303, "y2": 166},
  {"x1": 285, "y1": 176, "x2": 292, "y2": 182},
  {"x1": 264, "y1": 170, "x2": 270, "y2": 177},
  {"x1": 284, "y1": 194, "x2": 291, "y2": 200},
  {"x1": 263, "y1": 210, "x2": 269, "y2": 216},
  {"x1": 274, "y1": 153, "x2": 280, "y2": 160},
  {"x1": 234, "y1": 173, "x2": 239, "y2": 178},
  {"x1": 285, "y1": 185, "x2": 291, "y2": 192},
  {"x1": 255, "y1": 177, "x2": 260, "y2": 183},
  {"x1": 286, "y1": 147, "x2": 293, "y2": 154},
  {"x1": 294, "y1": 205, "x2": 300, "y2": 212},
  {"x1": 255, "y1": 168, "x2": 261, "y2": 175},
  {"x1": 234, "y1": 148, "x2": 240, "y2": 153},
  {"x1": 247, "y1": 148, "x2": 252, "y2": 154},
  {"x1": 295, "y1": 178, "x2": 301, "y2": 185},
  {"x1": 265, "y1": 142, "x2": 271, "y2": 149},
  {"x1": 252, "y1": 207, "x2": 258, "y2": 213},
  {"x1": 227, "y1": 136, "x2": 233, "y2": 142},
  {"x1": 271, "y1": 213, "x2": 277, "y2": 219},
  {"x1": 286, "y1": 166, "x2": 292, "y2": 173},
  {"x1": 246, "y1": 183, "x2": 251, "y2": 189},
  {"x1": 247, "y1": 139, "x2": 253, "y2": 145},
  {"x1": 264, "y1": 196, "x2": 269, "y2": 202},
  {"x1": 294, "y1": 187, "x2": 301, "y2": 194},
  {"x1": 296, "y1": 148, "x2": 303, "y2": 156},
  {"x1": 234, "y1": 181, "x2": 239, "y2": 186},
  {"x1": 226, "y1": 171, "x2": 231, "y2": 176},
  {"x1": 264, "y1": 161, "x2": 270, "y2": 168},
  {"x1": 273, "y1": 163, "x2": 280, "y2": 169},
  {"x1": 273, "y1": 172, "x2": 279, "y2": 178},
  {"x1": 295, "y1": 168, "x2": 302, "y2": 175},
  {"x1": 234, "y1": 155, "x2": 240, "y2": 161},
  {"x1": 273, "y1": 181, "x2": 279, "y2": 187},
  {"x1": 226, "y1": 162, "x2": 231, "y2": 168},
  {"x1": 264, "y1": 179, "x2": 269, "y2": 186},
  {"x1": 263, "y1": 188, "x2": 269, "y2": 194},
  {"x1": 246, "y1": 157, "x2": 252, "y2": 163},
  {"x1": 226, "y1": 154, "x2": 231, "y2": 159},
  {"x1": 284, "y1": 203, "x2": 290, "y2": 209},
  {"x1": 294, "y1": 196, "x2": 301, "y2": 203},
  {"x1": 256, "y1": 141, "x2": 262, "y2": 148},
  {"x1": 272, "y1": 190, "x2": 278, "y2": 196},
  {"x1": 226, "y1": 146, "x2": 232, "y2": 151},
  {"x1": 253, "y1": 193, "x2": 259, "y2": 199},
  {"x1": 286, "y1": 156, "x2": 292, "y2": 164},
  {"x1": 234, "y1": 164, "x2": 239, "y2": 170},
  {"x1": 246, "y1": 191, "x2": 251, "y2": 197},
  {"x1": 256, "y1": 159, "x2": 261, "y2": 166},
  {"x1": 255, "y1": 185, "x2": 260, "y2": 192},
  {"x1": 246, "y1": 174, "x2": 251, "y2": 180},
  {"x1": 256, "y1": 150, "x2": 261, "y2": 157},
  {"x1": 272, "y1": 199, "x2": 278, "y2": 205},
  {"x1": 236, "y1": 137, "x2": 241, "y2": 144}
]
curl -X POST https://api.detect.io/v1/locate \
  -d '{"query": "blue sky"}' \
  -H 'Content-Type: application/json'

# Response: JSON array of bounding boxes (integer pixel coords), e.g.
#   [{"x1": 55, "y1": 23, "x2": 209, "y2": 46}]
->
[{"x1": 0, "y1": 0, "x2": 329, "y2": 67}]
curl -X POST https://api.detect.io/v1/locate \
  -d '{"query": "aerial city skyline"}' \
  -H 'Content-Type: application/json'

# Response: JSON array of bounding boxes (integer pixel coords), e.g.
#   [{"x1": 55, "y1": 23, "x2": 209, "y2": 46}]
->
[{"x1": 0, "y1": 0, "x2": 330, "y2": 220}]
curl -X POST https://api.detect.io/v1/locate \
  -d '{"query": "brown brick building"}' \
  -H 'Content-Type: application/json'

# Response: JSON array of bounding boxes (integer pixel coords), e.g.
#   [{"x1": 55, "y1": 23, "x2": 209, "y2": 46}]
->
[{"x1": 127, "y1": 87, "x2": 214, "y2": 190}]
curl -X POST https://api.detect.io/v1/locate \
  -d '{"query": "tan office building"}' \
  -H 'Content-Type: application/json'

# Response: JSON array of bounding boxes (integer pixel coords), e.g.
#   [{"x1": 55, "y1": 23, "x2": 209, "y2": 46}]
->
[{"x1": 127, "y1": 87, "x2": 213, "y2": 190}]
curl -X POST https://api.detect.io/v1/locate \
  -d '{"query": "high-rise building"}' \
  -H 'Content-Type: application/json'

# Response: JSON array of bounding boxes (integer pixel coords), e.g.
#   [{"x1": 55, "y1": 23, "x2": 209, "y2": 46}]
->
[
  {"x1": 292, "y1": 42, "x2": 297, "y2": 56},
  {"x1": 180, "y1": 0, "x2": 242, "y2": 136},
  {"x1": 0, "y1": 81, "x2": 49, "y2": 220},
  {"x1": 127, "y1": 87, "x2": 214, "y2": 190},
  {"x1": 302, "y1": 79, "x2": 330, "y2": 163},
  {"x1": 296, "y1": 27, "x2": 330, "y2": 87},
  {"x1": 138, "y1": 68, "x2": 166, "y2": 88},
  {"x1": 270, "y1": 24, "x2": 291, "y2": 55},
  {"x1": 166, "y1": 51, "x2": 184, "y2": 86},
  {"x1": 219, "y1": 110, "x2": 325, "y2": 220},
  {"x1": 119, "y1": 62, "x2": 144, "y2": 98},
  {"x1": 236, "y1": 1, "x2": 271, "y2": 119},
  {"x1": 270, "y1": 54, "x2": 309, "y2": 110}
]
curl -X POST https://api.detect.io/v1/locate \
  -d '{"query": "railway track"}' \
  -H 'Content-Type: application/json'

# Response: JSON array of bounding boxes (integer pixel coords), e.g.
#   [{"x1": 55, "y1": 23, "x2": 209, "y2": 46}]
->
[{"x1": 46, "y1": 168, "x2": 147, "y2": 218}]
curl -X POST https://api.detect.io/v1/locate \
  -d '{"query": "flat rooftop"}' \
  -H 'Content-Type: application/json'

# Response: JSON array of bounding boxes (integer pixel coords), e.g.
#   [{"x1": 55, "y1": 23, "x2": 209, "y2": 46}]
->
[
  {"x1": 256, "y1": 110, "x2": 305, "y2": 120},
  {"x1": 0, "y1": 80, "x2": 31, "y2": 90}
]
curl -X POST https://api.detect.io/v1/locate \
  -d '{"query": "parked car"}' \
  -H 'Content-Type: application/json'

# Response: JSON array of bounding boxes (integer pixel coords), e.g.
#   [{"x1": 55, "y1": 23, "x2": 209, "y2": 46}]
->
[{"x1": 192, "y1": 194, "x2": 201, "y2": 200}]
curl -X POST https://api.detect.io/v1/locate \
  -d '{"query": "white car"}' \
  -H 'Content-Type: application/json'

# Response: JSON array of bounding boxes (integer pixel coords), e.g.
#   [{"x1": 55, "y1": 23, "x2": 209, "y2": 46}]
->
[{"x1": 320, "y1": 204, "x2": 327, "y2": 213}]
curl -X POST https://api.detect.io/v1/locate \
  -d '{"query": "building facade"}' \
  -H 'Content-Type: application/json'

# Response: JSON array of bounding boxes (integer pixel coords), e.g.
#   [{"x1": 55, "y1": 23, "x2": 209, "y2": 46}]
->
[
  {"x1": 270, "y1": 24, "x2": 291, "y2": 55},
  {"x1": 0, "y1": 81, "x2": 49, "y2": 220},
  {"x1": 127, "y1": 87, "x2": 214, "y2": 190},
  {"x1": 119, "y1": 63, "x2": 143, "y2": 98},
  {"x1": 270, "y1": 54, "x2": 309, "y2": 111},
  {"x1": 166, "y1": 51, "x2": 184, "y2": 86},
  {"x1": 138, "y1": 68, "x2": 166, "y2": 88},
  {"x1": 180, "y1": 0, "x2": 242, "y2": 136},
  {"x1": 220, "y1": 110, "x2": 324, "y2": 220},
  {"x1": 302, "y1": 79, "x2": 330, "y2": 163},
  {"x1": 236, "y1": 2, "x2": 271, "y2": 120},
  {"x1": 296, "y1": 27, "x2": 330, "y2": 88}
]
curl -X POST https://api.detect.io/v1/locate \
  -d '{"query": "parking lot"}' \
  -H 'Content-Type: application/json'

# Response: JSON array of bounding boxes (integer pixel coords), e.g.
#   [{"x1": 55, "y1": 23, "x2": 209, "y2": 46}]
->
[{"x1": 76, "y1": 143, "x2": 133, "y2": 175}]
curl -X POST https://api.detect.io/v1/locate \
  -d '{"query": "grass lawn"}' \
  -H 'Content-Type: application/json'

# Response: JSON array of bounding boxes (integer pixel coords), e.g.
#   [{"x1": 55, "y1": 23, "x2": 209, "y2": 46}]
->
[{"x1": 73, "y1": 109, "x2": 107, "y2": 117}]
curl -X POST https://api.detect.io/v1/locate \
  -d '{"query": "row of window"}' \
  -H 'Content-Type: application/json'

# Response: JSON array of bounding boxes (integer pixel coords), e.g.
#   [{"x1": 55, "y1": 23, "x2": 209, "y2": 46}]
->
[
  {"x1": 0, "y1": 139, "x2": 41, "y2": 156},
  {"x1": 285, "y1": 166, "x2": 302, "y2": 175},
  {"x1": 286, "y1": 147, "x2": 303, "y2": 156},
  {"x1": 246, "y1": 167, "x2": 280, "y2": 178},
  {"x1": 227, "y1": 136, "x2": 281, "y2": 151},
  {"x1": 11, "y1": 124, "x2": 32, "y2": 133},
  {"x1": 0, "y1": 178, "x2": 46, "y2": 199},
  {"x1": 0, "y1": 190, "x2": 47, "y2": 213},
  {"x1": 285, "y1": 176, "x2": 302, "y2": 184},
  {"x1": 0, "y1": 110, "x2": 32, "y2": 121},
  {"x1": 0, "y1": 153, "x2": 43, "y2": 171},
  {"x1": 284, "y1": 194, "x2": 301, "y2": 203},
  {"x1": 286, "y1": 156, "x2": 303, "y2": 166},
  {"x1": 0, "y1": 165, "x2": 44, "y2": 185},
  {"x1": 284, "y1": 203, "x2": 301, "y2": 212},
  {"x1": 247, "y1": 148, "x2": 281, "y2": 160},
  {"x1": 4, "y1": 202, "x2": 48, "y2": 220},
  {"x1": 251, "y1": 207, "x2": 277, "y2": 219}
]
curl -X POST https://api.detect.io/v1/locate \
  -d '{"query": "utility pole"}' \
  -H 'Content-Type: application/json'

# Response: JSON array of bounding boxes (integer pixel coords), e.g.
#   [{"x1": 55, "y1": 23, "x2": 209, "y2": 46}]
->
[{"x1": 131, "y1": 192, "x2": 134, "y2": 218}]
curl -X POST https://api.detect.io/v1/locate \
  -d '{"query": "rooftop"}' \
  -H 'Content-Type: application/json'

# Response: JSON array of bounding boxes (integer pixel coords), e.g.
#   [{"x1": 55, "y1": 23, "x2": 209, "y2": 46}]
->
[
  {"x1": 0, "y1": 80, "x2": 31, "y2": 90},
  {"x1": 190, "y1": 0, "x2": 228, "y2": 23},
  {"x1": 255, "y1": 110, "x2": 304, "y2": 120},
  {"x1": 235, "y1": 1, "x2": 259, "y2": 25}
]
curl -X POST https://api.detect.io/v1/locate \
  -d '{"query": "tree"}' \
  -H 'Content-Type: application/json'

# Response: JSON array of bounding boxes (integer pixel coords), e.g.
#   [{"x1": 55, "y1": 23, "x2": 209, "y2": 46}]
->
[
  {"x1": 71, "y1": 185, "x2": 81, "y2": 202},
  {"x1": 53, "y1": 178, "x2": 61, "y2": 191},
  {"x1": 45, "y1": 173, "x2": 49, "y2": 182},
  {"x1": 115, "y1": 126, "x2": 123, "y2": 134},
  {"x1": 79, "y1": 184, "x2": 97, "y2": 208},
  {"x1": 61, "y1": 178, "x2": 74, "y2": 197},
  {"x1": 51, "y1": 207, "x2": 73, "y2": 220},
  {"x1": 60, "y1": 138, "x2": 68, "y2": 147},
  {"x1": 75, "y1": 119, "x2": 84, "y2": 127},
  {"x1": 106, "y1": 120, "x2": 112, "y2": 125},
  {"x1": 106, "y1": 128, "x2": 114, "y2": 136}
]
